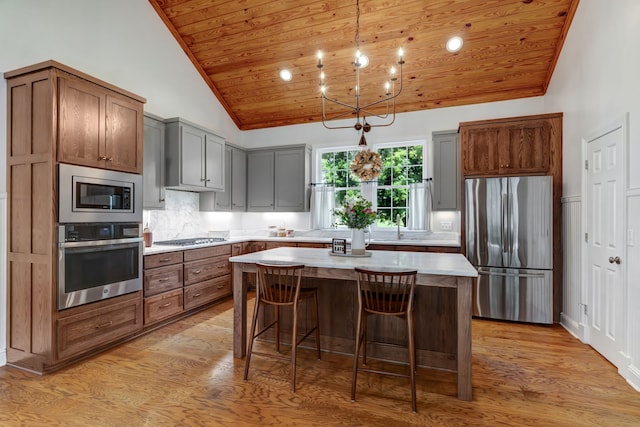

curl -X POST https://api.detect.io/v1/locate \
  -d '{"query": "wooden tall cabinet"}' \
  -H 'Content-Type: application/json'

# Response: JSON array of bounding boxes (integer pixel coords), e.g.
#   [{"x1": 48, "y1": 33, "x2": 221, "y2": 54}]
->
[
  {"x1": 4, "y1": 61, "x2": 146, "y2": 373},
  {"x1": 58, "y1": 72, "x2": 143, "y2": 173},
  {"x1": 459, "y1": 112, "x2": 563, "y2": 321}
]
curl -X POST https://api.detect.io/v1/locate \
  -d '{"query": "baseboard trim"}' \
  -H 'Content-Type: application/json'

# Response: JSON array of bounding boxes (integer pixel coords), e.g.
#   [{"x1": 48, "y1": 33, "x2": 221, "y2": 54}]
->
[
  {"x1": 560, "y1": 313, "x2": 585, "y2": 342},
  {"x1": 625, "y1": 363, "x2": 640, "y2": 392}
]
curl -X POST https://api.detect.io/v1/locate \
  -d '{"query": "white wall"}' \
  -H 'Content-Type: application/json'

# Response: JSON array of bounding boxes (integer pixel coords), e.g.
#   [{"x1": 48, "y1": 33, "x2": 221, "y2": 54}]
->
[{"x1": 545, "y1": 0, "x2": 640, "y2": 390}]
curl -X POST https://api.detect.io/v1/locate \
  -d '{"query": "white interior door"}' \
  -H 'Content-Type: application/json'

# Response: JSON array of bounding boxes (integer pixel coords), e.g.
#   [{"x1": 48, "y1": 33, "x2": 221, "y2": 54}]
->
[{"x1": 585, "y1": 124, "x2": 626, "y2": 368}]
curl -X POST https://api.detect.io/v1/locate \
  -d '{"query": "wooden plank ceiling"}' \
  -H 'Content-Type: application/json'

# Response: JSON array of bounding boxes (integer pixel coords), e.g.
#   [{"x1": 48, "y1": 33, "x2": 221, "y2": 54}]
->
[{"x1": 149, "y1": 0, "x2": 579, "y2": 131}]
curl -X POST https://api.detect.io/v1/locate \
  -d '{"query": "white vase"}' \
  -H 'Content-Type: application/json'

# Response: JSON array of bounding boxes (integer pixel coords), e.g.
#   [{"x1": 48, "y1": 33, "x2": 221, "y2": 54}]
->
[{"x1": 351, "y1": 228, "x2": 367, "y2": 255}]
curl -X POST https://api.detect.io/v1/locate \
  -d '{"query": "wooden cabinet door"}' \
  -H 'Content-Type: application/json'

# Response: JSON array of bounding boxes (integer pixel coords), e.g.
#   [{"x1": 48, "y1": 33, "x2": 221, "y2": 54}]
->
[
  {"x1": 106, "y1": 93, "x2": 143, "y2": 173},
  {"x1": 58, "y1": 75, "x2": 105, "y2": 168},
  {"x1": 501, "y1": 119, "x2": 551, "y2": 174},
  {"x1": 460, "y1": 126, "x2": 501, "y2": 176}
]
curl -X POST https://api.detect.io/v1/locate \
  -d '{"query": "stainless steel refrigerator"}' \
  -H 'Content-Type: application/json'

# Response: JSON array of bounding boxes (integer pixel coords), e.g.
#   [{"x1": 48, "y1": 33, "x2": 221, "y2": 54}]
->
[{"x1": 465, "y1": 176, "x2": 553, "y2": 324}]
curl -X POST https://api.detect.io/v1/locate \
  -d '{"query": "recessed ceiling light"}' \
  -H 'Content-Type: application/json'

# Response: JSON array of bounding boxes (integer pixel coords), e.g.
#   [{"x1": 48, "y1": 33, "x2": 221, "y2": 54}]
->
[
  {"x1": 279, "y1": 69, "x2": 293, "y2": 81},
  {"x1": 446, "y1": 36, "x2": 463, "y2": 53}
]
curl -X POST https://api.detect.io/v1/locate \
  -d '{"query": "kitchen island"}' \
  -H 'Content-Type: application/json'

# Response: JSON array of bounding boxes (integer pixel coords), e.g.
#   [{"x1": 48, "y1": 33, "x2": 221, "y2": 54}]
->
[{"x1": 229, "y1": 247, "x2": 478, "y2": 401}]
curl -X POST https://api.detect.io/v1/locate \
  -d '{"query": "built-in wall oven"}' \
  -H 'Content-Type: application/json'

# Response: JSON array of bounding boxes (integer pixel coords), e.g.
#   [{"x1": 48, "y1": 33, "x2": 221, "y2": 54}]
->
[
  {"x1": 58, "y1": 164, "x2": 144, "y2": 310},
  {"x1": 58, "y1": 222, "x2": 143, "y2": 310}
]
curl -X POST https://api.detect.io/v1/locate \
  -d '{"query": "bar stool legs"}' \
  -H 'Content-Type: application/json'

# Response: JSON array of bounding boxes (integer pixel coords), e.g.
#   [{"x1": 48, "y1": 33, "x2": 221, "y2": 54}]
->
[
  {"x1": 351, "y1": 267, "x2": 418, "y2": 412},
  {"x1": 243, "y1": 263, "x2": 321, "y2": 393}
]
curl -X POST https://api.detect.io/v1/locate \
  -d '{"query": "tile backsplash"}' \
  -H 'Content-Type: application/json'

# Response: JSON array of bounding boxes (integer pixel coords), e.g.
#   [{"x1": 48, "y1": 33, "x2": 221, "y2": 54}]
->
[{"x1": 145, "y1": 189, "x2": 459, "y2": 240}]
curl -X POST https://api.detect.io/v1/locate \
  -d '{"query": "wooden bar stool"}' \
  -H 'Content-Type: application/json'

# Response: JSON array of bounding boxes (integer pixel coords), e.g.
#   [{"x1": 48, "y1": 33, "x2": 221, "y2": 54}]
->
[
  {"x1": 243, "y1": 263, "x2": 321, "y2": 392},
  {"x1": 351, "y1": 267, "x2": 419, "y2": 412}
]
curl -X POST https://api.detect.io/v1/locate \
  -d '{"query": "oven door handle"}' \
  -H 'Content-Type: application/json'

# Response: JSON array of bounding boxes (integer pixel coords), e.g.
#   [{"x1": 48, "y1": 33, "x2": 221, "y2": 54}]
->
[{"x1": 59, "y1": 237, "x2": 143, "y2": 248}]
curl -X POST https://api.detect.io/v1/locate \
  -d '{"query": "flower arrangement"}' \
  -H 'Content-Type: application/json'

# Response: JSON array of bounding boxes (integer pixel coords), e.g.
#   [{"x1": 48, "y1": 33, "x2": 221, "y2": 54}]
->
[{"x1": 332, "y1": 194, "x2": 377, "y2": 229}]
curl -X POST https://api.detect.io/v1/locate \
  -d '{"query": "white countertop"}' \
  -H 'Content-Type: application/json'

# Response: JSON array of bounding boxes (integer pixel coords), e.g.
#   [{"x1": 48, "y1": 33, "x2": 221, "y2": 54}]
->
[
  {"x1": 229, "y1": 247, "x2": 478, "y2": 278},
  {"x1": 144, "y1": 235, "x2": 460, "y2": 255}
]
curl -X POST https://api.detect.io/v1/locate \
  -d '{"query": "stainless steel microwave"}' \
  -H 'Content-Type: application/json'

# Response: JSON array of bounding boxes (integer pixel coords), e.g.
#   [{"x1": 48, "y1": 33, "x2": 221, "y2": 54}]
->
[{"x1": 59, "y1": 163, "x2": 143, "y2": 223}]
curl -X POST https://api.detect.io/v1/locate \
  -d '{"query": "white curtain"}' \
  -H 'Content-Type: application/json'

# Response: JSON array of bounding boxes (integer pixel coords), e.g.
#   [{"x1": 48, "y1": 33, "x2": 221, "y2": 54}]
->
[
  {"x1": 407, "y1": 181, "x2": 432, "y2": 231},
  {"x1": 310, "y1": 184, "x2": 335, "y2": 230}
]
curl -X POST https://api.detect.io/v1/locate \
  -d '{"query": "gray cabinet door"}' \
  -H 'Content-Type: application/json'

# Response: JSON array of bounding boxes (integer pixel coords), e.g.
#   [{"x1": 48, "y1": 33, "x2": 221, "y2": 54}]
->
[
  {"x1": 433, "y1": 130, "x2": 459, "y2": 211},
  {"x1": 275, "y1": 148, "x2": 306, "y2": 211},
  {"x1": 247, "y1": 150, "x2": 275, "y2": 211},
  {"x1": 230, "y1": 147, "x2": 246, "y2": 210},
  {"x1": 143, "y1": 114, "x2": 165, "y2": 209},
  {"x1": 204, "y1": 133, "x2": 224, "y2": 191},
  {"x1": 181, "y1": 124, "x2": 206, "y2": 188},
  {"x1": 164, "y1": 118, "x2": 225, "y2": 192}
]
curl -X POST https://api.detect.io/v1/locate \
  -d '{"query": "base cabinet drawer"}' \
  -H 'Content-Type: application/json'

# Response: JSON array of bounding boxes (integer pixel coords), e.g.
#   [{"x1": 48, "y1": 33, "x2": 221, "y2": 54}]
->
[
  {"x1": 57, "y1": 293, "x2": 143, "y2": 360},
  {"x1": 144, "y1": 264, "x2": 183, "y2": 296},
  {"x1": 144, "y1": 289, "x2": 184, "y2": 325},
  {"x1": 184, "y1": 276, "x2": 231, "y2": 311},
  {"x1": 184, "y1": 255, "x2": 230, "y2": 286}
]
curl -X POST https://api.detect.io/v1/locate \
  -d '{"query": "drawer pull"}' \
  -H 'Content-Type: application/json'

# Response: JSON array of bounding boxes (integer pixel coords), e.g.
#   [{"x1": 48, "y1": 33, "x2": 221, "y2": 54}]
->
[
  {"x1": 160, "y1": 302, "x2": 172, "y2": 308},
  {"x1": 95, "y1": 321, "x2": 113, "y2": 329},
  {"x1": 216, "y1": 285, "x2": 225, "y2": 289},
  {"x1": 193, "y1": 293, "x2": 201, "y2": 297},
  {"x1": 159, "y1": 258, "x2": 172, "y2": 263},
  {"x1": 192, "y1": 269, "x2": 202, "y2": 274},
  {"x1": 217, "y1": 265, "x2": 226, "y2": 269},
  {"x1": 158, "y1": 278, "x2": 170, "y2": 282}
]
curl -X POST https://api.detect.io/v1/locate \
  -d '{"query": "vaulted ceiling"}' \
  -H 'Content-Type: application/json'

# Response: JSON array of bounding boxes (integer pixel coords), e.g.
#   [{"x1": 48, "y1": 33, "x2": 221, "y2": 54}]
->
[{"x1": 149, "y1": 0, "x2": 579, "y2": 130}]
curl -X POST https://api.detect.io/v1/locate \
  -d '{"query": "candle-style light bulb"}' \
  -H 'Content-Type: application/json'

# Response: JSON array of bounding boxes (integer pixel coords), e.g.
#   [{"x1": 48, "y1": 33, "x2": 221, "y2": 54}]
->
[
  {"x1": 390, "y1": 66, "x2": 396, "y2": 75},
  {"x1": 317, "y1": 51, "x2": 323, "y2": 66},
  {"x1": 320, "y1": 71, "x2": 325, "y2": 82},
  {"x1": 385, "y1": 81, "x2": 391, "y2": 95},
  {"x1": 398, "y1": 48, "x2": 404, "y2": 58}
]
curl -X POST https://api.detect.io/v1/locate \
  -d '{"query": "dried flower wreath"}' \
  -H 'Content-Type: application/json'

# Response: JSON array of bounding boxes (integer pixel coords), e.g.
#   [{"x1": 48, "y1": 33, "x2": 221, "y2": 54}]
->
[{"x1": 350, "y1": 149, "x2": 382, "y2": 181}]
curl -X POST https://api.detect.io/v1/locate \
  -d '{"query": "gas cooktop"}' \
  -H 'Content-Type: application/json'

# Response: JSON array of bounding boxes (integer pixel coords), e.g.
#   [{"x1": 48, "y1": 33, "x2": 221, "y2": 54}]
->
[{"x1": 154, "y1": 237, "x2": 226, "y2": 246}]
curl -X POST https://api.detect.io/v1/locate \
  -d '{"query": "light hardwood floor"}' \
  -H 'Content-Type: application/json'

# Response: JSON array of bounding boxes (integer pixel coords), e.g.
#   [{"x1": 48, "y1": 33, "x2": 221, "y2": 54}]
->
[{"x1": 1, "y1": 296, "x2": 638, "y2": 426}]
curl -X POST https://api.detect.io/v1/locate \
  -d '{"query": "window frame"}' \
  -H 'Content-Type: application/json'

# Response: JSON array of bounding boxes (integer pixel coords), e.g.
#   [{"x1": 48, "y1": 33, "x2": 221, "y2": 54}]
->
[{"x1": 315, "y1": 139, "x2": 426, "y2": 230}]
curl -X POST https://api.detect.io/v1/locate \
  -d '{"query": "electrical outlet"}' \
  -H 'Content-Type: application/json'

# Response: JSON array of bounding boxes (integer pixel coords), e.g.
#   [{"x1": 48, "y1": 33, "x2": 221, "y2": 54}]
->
[{"x1": 440, "y1": 221, "x2": 453, "y2": 231}]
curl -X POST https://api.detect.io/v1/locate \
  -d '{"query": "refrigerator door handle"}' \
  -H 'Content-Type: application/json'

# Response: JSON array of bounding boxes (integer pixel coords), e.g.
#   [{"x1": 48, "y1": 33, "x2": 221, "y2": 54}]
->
[
  {"x1": 508, "y1": 191, "x2": 514, "y2": 264},
  {"x1": 477, "y1": 268, "x2": 546, "y2": 279},
  {"x1": 502, "y1": 193, "x2": 509, "y2": 255}
]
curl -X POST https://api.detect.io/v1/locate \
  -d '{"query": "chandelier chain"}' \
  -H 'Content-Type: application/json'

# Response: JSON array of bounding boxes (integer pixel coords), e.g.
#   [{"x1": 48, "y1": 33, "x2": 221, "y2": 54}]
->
[{"x1": 355, "y1": 0, "x2": 360, "y2": 50}]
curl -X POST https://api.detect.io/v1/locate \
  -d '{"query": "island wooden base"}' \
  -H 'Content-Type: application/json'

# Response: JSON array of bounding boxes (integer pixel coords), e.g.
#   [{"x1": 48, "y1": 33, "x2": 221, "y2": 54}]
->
[{"x1": 233, "y1": 262, "x2": 472, "y2": 401}]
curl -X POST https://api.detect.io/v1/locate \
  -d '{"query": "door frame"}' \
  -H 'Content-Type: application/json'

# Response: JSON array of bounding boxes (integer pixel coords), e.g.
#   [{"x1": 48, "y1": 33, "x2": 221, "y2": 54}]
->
[{"x1": 581, "y1": 113, "x2": 629, "y2": 369}]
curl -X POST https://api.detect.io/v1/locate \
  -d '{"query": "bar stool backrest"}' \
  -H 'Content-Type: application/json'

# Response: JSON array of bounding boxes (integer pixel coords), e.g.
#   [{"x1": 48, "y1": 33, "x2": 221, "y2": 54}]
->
[
  {"x1": 256, "y1": 263, "x2": 305, "y2": 305},
  {"x1": 355, "y1": 267, "x2": 418, "y2": 315}
]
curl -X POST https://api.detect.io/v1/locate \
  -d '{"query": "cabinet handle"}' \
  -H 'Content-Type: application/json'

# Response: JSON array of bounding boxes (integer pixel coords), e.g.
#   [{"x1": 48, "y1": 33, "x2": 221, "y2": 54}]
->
[
  {"x1": 95, "y1": 321, "x2": 113, "y2": 329},
  {"x1": 160, "y1": 302, "x2": 172, "y2": 308},
  {"x1": 193, "y1": 293, "x2": 201, "y2": 297},
  {"x1": 159, "y1": 258, "x2": 172, "y2": 262},
  {"x1": 158, "y1": 278, "x2": 170, "y2": 282},
  {"x1": 192, "y1": 269, "x2": 202, "y2": 274},
  {"x1": 216, "y1": 285, "x2": 224, "y2": 289},
  {"x1": 98, "y1": 155, "x2": 107, "y2": 160}
]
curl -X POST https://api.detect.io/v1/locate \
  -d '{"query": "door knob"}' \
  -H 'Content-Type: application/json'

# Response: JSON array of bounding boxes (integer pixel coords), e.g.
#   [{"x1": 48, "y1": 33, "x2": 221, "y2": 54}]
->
[{"x1": 608, "y1": 256, "x2": 621, "y2": 264}]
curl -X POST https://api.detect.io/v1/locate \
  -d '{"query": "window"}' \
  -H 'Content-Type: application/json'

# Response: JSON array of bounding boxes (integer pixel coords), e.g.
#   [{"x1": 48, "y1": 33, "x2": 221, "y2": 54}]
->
[
  {"x1": 320, "y1": 149, "x2": 362, "y2": 207},
  {"x1": 318, "y1": 141, "x2": 424, "y2": 229}
]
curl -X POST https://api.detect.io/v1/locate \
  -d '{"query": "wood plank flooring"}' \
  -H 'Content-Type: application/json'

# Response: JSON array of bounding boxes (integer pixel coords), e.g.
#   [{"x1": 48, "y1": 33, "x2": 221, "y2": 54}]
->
[{"x1": 1, "y1": 296, "x2": 639, "y2": 426}]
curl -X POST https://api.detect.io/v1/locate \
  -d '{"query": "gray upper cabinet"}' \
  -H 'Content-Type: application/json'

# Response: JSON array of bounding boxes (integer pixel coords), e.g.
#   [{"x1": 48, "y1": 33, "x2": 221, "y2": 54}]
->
[
  {"x1": 143, "y1": 113, "x2": 166, "y2": 210},
  {"x1": 247, "y1": 150, "x2": 275, "y2": 210},
  {"x1": 432, "y1": 130, "x2": 460, "y2": 211},
  {"x1": 247, "y1": 145, "x2": 311, "y2": 212},
  {"x1": 164, "y1": 117, "x2": 225, "y2": 192},
  {"x1": 200, "y1": 145, "x2": 246, "y2": 212}
]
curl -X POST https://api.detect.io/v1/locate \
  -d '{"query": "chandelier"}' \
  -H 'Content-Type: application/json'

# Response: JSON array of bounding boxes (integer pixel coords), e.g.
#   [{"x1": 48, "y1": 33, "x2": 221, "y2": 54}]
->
[{"x1": 316, "y1": 0, "x2": 405, "y2": 147}]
